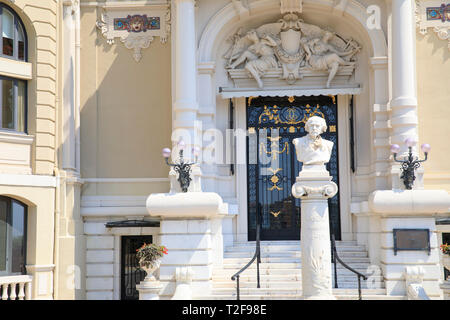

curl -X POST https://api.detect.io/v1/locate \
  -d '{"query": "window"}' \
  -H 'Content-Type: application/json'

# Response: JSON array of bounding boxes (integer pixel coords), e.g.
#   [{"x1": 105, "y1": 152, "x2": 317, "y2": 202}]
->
[
  {"x1": 0, "y1": 197, "x2": 27, "y2": 276},
  {"x1": 0, "y1": 4, "x2": 26, "y2": 61},
  {"x1": 0, "y1": 76, "x2": 26, "y2": 132},
  {"x1": 0, "y1": 4, "x2": 27, "y2": 133}
]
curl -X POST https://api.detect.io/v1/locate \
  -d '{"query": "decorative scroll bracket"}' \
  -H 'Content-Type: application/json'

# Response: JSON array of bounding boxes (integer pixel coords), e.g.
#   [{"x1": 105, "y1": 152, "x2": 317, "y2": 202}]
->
[
  {"x1": 415, "y1": 0, "x2": 450, "y2": 50},
  {"x1": 96, "y1": 5, "x2": 170, "y2": 62}
]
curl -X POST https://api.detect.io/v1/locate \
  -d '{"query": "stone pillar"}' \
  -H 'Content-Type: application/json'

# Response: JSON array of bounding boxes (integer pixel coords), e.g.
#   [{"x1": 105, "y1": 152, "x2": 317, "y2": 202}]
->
[
  {"x1": 369, "y1": 190, "x2": 450, "y2": 298},
  {"x1": 292, "y1": 166, "x2": 338, "y2": 300},
  {"x1": 62, "y1": 3, "x2": 77, "y2": 173},
  {"x1": 147, "y1": 192, "x2": 227, "y2": 299},
  {"x1": 55, "y1": 1, "x2": 85, "y2": 300},
  {"x1": 389, "y1": 0, "x2": 420, "y2": 188},
  {"x1": 172, "y1": 0, "x2": 199, "y2": 158}
]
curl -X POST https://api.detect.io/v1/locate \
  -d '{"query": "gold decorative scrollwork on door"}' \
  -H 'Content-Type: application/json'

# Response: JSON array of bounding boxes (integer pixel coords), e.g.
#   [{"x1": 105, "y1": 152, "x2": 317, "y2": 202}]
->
[
  {"x1": 260, "y1": 136, "x2": 289, "y2": 161},
  {"x1": 267, "y1": 168, "x2": 283, "y2": 191},
  {"x1": 270, "y1": 211, "x2": 282, "y2": 218}
]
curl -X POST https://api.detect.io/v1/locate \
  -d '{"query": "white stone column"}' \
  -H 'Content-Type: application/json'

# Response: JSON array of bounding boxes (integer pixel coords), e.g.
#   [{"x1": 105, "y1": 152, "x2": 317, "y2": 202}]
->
[
  {"x1": 292, "y1": 168, "x2": 338, "y2": 300},
  {"x1": 62, "y1": 3, "x2": 77, "y2": 173},
  {"x1": 172, "y1": 0, "x2": 199, "y2": 156},
  {"x1": 389, "y1": 0, "x2": 420, "y2": 188}
]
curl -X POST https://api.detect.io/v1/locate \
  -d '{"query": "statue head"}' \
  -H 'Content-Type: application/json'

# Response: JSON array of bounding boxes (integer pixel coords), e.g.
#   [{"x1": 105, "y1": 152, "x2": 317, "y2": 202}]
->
[{"x1": 305, "y1": 116, "x2": 327, "y2": 138}]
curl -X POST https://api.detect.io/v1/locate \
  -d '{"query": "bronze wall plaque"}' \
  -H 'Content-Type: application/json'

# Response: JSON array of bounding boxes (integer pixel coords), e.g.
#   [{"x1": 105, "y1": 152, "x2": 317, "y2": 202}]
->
[{"x1": 393, "y1": 229, "x2": 431, "y2": 255}]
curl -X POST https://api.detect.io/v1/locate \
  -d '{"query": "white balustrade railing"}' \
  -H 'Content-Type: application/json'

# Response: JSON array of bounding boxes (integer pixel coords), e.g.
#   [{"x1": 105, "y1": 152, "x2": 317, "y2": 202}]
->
[{"x1": 0, "y1": 275, "x2": 33, "y2": 300}]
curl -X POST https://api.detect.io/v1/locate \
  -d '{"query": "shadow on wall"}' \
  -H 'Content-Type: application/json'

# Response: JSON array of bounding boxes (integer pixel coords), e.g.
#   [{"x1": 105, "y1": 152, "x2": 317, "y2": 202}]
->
[
  {"x1": 77, "y1": 8, "x2": 172, "y2": 196},
  {"x1": 419, "y1": 31, "x2": 450, "y2": 61}
]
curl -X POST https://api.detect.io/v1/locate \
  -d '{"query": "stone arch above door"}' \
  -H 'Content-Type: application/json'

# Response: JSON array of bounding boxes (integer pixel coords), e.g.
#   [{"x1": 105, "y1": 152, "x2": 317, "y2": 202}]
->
[{"x1": 198, "y1": 0, "x2": 388, "y2": 64}]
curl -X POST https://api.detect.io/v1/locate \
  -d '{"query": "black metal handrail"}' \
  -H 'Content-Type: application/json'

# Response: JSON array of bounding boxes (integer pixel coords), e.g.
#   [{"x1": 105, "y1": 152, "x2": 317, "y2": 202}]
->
[
  {"x1": 231, "y1": 211, "x2": 261, "y2": 300},
  {"x1": 331, "y1": 234, "x2": 367, "y2": 300}
]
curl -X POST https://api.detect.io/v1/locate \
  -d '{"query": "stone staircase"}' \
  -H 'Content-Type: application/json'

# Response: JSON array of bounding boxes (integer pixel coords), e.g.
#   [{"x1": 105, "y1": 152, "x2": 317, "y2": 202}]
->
[{"x1": 199, "y1": 240, "x2": 405, "y2": 300}]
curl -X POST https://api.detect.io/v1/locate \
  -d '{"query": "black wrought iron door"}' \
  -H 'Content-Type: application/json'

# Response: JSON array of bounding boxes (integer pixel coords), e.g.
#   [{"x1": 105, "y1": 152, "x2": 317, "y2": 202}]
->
[
  {"x1": 247, "y1": 95, "x2": 341, "y2": 241},
  {"x1": 121, "y1": 235, "x2": 153, "y2": 300}
]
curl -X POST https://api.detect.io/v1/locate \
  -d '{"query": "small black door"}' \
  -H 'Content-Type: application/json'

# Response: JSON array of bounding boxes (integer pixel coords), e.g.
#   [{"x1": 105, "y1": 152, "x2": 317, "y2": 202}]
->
[
  {"x1": 247, "y1": 95, "x2": 341, "y2": 241},
  {"x1": 121, "y1": 235, "x2": 153, "y2": 300}
]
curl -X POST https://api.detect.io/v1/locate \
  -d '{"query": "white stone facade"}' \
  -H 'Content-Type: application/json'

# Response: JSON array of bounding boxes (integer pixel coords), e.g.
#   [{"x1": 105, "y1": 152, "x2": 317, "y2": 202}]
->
[{"x1": 0, "y1": 0, "x2": 449, "y2": 301}]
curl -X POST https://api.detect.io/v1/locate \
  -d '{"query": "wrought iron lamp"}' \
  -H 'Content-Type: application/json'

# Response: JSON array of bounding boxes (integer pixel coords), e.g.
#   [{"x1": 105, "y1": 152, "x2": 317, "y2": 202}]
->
[
  {"x1": 162, "y1": 140, "x2": 199, "y2": 193},
  {"x1": 390, "y1": 138, "x2": 430, "y2": 190}
]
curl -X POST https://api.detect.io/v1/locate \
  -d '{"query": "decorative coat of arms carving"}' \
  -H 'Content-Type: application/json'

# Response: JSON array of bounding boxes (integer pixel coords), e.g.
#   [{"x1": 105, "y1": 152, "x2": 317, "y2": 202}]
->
[
  {"x1": 224, "y1": 14, "x2": 361, "y2": 88},
  {"x1": 96, "y1": 6, "x2": 170, "y2": 62}
]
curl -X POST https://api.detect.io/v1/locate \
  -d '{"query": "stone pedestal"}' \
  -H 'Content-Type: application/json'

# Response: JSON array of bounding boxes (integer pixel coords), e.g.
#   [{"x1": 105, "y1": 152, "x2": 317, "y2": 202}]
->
[
  {"x1": 146, "y1": 192, "x2": 227, "y2": 299},
  {"x1": 292, "y1": 165, "x2": 338, "y2": 300},
  {"x1": 172, "y1": 267, "x2": 194, "y2": 300},
  {"x1": 441, "y1": 256, "x2": 450, "y2": 300},
  {"x1": 369, "y1": 190, "x2": 450, "y2": 299},
  {"x1": 136, "y1": 280, "x2": 163, "y2": 300},
  {"x1": 441, "y1": 280, "x2": 450, "y2": 300}
]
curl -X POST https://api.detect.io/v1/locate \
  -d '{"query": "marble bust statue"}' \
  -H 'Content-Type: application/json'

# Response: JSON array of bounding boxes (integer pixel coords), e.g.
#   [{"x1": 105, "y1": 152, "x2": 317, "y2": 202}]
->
[{"x1": 292, "y1": 116, "x2": 333, "y2": 166}]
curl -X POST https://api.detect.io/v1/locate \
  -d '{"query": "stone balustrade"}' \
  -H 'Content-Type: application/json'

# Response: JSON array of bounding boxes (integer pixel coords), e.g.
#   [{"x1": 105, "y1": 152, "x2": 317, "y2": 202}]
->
[{"x1": 0, "y1": 275, "x2": 33, "y2": 300}]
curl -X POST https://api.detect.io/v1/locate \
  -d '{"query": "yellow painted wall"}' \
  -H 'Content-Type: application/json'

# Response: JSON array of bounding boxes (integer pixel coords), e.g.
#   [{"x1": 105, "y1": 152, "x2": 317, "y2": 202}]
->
[
  {"x1": 4, "y1": 0, "x2": 58, "y2": 175},
  {"x1": 416, "y1": 32, "x2": 450, "y2": 192},
  {"x1": 80, "y1": 7, "x2": 172, "y2": 195}
]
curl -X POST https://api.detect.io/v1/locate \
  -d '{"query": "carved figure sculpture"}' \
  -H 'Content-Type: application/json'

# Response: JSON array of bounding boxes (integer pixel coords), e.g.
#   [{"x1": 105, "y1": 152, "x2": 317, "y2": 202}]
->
[
  {"x1": 303, "y1": 31, "x2": 359, "y2": 88},
  {"x1": 292, "y1": 116, "x2": 333, "y2": 165},
  {"x1": 227, "y1": 30, "x2": 278, "y2": 88},
  {"x1": 224, "y1": 15, "x2": 361, "y2": 88}
]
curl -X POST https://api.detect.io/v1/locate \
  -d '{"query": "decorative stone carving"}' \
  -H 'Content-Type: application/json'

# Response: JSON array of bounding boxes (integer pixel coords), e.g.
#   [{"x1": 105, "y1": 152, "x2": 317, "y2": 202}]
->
[
  {"x1": 280, "y1": 0, "x2": 303, "y2": 14},
  {"x1": 224, "y1": 13, "x2": 360, "y2": 88},
  {"x1": 404, "y1": 266, "x2": 430, "y2": 300},
  {"x1": 292, "y1": 183, "x2": 338, "y2": 198},
  {"x1": 415, "y1": 0, "x2": 450, "y2": 50},
  {"x1": 96, "y1": 5, "x2": 170, "y2": 62},
  {"x1": 231, "y1": 0, "x2": 250, "y2": 19},
  {"x1": 121, "y1": 33, "x2": 154, "y2": 62}
]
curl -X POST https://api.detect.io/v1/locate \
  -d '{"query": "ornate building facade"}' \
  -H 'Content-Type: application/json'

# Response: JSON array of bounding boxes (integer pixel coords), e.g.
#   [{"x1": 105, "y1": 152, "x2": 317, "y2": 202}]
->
[{"x1": 0, "y1": 0, "x2": 449, "y2": 300}]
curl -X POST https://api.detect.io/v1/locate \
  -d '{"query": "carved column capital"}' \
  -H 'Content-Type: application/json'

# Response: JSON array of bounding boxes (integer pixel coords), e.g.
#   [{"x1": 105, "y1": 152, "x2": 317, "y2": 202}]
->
[{"x1": 63, "y1": 0, "x2": 80, "y2": 15}]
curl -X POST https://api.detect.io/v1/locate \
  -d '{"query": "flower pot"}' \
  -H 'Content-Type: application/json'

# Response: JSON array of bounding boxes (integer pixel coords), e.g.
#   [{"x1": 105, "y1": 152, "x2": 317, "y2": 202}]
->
[
  {"x1": 140, "y1": 259, "x2": 161, "y2": 282},
  {"x1": 443, "y1": 255, "x2": 450, "y2": 272}
]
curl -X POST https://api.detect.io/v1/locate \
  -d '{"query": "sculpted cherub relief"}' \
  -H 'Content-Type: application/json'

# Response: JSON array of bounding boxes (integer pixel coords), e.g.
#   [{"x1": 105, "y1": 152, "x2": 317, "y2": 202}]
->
[
  {"x1": 303, "y1": 31, "x2": 360, "y2": 88},
  {"x1": 226, "y1": 29, "x2": 279, "y2": 88},
  {"x1": 224, "y1": 14, "x2": 361, "y2": 88}
]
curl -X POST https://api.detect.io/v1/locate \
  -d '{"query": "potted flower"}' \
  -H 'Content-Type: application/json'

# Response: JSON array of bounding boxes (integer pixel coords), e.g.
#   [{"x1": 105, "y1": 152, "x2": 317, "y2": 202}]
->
[
  {"x1": 136, "y1": 243, "x2": 168, "y2": 281},
  {"x1": 440, "y1": 243, "x2": 450, "y2": 271}
]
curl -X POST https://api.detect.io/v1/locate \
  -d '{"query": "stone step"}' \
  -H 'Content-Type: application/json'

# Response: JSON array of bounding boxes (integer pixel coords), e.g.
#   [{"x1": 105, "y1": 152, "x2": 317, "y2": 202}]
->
[
  {"x1": 210, "y1": 287, "x2": 387, "y2": 296},
  {"x1": 196, "y1": 294, "x2": 404, "y2": 300},
  {"x1": 231, "y1": 240, "x2": 358, "y2": 247},
  {"x1": 225, "y1": 245, "x2": 366, "y2": 253},
  {"x1": 212, "y1": 274, "x2": 384, "y2": 282},
  {"x1": 224, "y1": 251, "x2": 368, "y2": 258},
  {"x1": 212, "y1": 281, "x2": 385, "y2": 289},
  {"x1": 223, "y1": 257, "x2": 371, "y2": 264},
  {"x1": 221, "y1": 262, "x2": 371, "y2": 270},
  {"x1": 214, "y1": 268, "x2": 370, "y2": 276}
]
